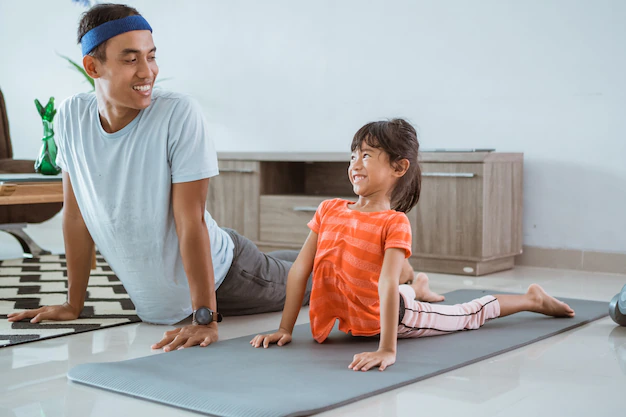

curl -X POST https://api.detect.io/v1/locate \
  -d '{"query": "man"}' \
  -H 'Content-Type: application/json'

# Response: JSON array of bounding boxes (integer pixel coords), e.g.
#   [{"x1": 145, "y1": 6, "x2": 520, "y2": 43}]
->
[
  {"x1": 8, "y1": 4, "x2": 439, "y2": 351},
  {"x1": 8, "y1": 3, "x2": 304, "y2": 352}
]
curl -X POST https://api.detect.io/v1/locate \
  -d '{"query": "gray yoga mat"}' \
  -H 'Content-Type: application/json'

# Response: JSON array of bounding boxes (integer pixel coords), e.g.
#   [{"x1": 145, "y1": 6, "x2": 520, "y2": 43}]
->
[{"x1": 67, "y1": 289, "x2": 608, "y2": 417}]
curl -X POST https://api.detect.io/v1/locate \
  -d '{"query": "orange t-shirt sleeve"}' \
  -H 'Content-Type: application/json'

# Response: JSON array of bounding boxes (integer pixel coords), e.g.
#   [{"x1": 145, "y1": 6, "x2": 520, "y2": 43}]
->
[
  {"x1": 384, "y1": 213, "x2": 412, "y2": 258},
  {"x1": 307, "y1": 199, "x2": 328, "y2": 234}
]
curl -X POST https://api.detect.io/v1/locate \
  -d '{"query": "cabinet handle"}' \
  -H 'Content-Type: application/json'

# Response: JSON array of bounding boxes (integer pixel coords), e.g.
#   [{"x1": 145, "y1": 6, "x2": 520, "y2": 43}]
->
[
  {"x1": 422, "y1": 172, "x2": 476, "y2": 178},
  {"x1": 219, "y1": 168, "x2": 256, "y2": 173},
  {"x1": 292, "y1": 206, "x2": 318, "y2": 212}
]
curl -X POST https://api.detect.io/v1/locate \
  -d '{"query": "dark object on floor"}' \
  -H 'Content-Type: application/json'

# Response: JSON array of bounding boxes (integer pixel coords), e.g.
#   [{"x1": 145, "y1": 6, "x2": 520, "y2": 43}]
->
[{"x1": 609, "y1": 284, "x2": 626, "y2": 326}]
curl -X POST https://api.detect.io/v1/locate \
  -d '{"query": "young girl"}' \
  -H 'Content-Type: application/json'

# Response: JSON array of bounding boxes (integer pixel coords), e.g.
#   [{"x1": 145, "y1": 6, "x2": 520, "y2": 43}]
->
[{"x1": 250, "y1": 118, "x2": 575, "y2": 372}]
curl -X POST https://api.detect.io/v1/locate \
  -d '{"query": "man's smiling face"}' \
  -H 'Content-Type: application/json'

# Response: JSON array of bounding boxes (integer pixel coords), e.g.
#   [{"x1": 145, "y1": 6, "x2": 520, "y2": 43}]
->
[{"x1": 93, "y1": 29, "x2": 159, "y2": 111}]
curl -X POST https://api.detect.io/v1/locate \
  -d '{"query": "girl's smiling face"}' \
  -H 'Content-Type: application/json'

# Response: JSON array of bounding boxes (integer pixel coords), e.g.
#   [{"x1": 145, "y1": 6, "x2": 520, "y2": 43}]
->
[{"x1": 348, "y1": 143, "x2": 398, "y2": 200}]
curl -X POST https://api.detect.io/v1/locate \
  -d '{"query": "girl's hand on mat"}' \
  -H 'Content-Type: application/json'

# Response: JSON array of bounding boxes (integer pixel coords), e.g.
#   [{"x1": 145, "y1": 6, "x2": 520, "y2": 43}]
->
[
  {"x1": 249, "y1": 329, "x2": 292, "y2": 348},
  {"x1": 348, "y1": 349, "x2": 396, "y2": 372},
  {"x1": 7, "y1": 302, "x2": 81, "y2": 323},
  {"x1": 152, "y1": 323, "x2": 219, "y2": 352}
]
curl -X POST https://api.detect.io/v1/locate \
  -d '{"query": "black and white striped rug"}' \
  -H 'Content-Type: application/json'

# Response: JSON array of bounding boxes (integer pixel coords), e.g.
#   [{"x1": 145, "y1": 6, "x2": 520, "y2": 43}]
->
[{"x1": 0, "y1": 254, "x2": 140, "y2": 348}]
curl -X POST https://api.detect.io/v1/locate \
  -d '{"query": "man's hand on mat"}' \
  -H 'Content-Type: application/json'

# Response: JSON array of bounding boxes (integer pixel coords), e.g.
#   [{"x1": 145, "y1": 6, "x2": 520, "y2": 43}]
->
[
  {"x1": 7, "y1": 302, "x2": 81, "y2": 323},
  {"x1": 249, "y1": 329, "x2": 292, "y2": 348},
  {"x1": 348, "y1": 349, "x2": 396, "y2": 372},
  {"x1": 152, "y1": 323, "x2": 219, "y2": 352}
]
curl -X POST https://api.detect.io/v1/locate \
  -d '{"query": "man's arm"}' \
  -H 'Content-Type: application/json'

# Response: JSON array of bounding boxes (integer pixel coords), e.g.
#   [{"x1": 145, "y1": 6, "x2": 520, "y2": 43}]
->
[
  {"x1": 152, "y1": 178, "x2": 218, "y2": 351},
  {"x1": 8, "y1": 171, "x2": 92, "y2": 323},
  {"x1": 172, "y1": 178, "x2": 216, "y2": 312},
  {"x1": 62, "y1": 171, "x2": 95, "y2": 315}
]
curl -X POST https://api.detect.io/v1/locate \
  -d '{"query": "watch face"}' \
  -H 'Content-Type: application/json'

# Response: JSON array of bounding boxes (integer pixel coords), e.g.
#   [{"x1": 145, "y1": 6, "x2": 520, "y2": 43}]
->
[{"x1": 195, "y1": 307, "x2": 212, "y2": 325}]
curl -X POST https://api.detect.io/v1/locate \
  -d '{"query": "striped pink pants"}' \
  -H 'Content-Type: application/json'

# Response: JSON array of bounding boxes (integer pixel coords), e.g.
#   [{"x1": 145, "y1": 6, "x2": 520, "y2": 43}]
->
[{"x1": 397, "y1": 284, "x2": 501, "y2": 338}]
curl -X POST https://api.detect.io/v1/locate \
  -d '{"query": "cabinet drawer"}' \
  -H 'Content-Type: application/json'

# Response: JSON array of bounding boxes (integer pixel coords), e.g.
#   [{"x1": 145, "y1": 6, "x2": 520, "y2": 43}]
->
[{"x1": 260, "y1": 195, "x2": 330, "y2": 244}]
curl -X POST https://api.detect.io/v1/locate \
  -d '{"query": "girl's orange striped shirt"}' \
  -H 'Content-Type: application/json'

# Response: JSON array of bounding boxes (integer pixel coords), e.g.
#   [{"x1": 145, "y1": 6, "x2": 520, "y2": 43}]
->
[{"x1": 307, "y1": 198, "x2": 412, "y2": 343}]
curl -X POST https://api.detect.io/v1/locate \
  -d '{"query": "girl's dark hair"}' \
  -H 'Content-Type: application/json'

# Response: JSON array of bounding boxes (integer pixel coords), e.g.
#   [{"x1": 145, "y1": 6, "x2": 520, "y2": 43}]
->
[
  {"x1": 350, "y1": 118, "x2": 421, "y2": 213},
  {"x1": 76, "y1": 3, "x2": 141, "y2": 62}
]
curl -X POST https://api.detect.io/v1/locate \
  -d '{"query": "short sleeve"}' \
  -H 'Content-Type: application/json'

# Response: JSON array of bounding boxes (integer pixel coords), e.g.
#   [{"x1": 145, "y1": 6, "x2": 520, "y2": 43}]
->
[
  {"x1": 167, "y1": 96, "x2": 219, "y2": 183},
  {"x1": 384, "y1": 213, "x2": 412, "y2": 258},
  {"x1": 54, "y1": 100, "x2": 69, "y2": 171},
  {"x1": 307, "y1": 199, "x2": 330, "y2": 234}
]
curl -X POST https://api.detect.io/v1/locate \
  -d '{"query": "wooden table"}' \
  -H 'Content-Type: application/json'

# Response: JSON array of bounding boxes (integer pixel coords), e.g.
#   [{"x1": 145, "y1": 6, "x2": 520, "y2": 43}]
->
[
  {"x1": 0, "y1": 174, "x2": 64, "y2": 259},
  {"x1": 0, "y1": 174, "x2": 96, "y2": 268},
  {"x1": 0, "y1": 173, "x2": 63, "y2": 205}
]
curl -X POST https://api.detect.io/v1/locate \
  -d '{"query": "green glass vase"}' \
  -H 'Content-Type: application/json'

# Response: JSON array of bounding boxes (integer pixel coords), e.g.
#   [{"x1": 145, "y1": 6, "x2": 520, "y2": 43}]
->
[{"x1": 34, "y1": 97, "x2": 62, "y2": 175}]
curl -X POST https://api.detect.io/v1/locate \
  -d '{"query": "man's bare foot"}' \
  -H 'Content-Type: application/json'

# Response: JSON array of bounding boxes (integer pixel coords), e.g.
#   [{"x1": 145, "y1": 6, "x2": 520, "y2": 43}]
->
[
  {"x1": 527, "y1": 284, "x2": 575, "y2": 317},
  {"x1": 410, "y1": 273, "x2": 445, "y2": 302}
]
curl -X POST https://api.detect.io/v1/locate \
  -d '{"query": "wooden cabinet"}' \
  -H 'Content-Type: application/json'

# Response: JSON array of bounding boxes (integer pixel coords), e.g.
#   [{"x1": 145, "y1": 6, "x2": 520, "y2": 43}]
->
[
  {"x1": 409, "y1": 153, "x2": 523, "y2": 275},
  {"x1": 205, "y1": 160, "x2": 260, "y2": 241},
  {"x1": 207, "y1": 152, "x2": 523, "y2": 276}
]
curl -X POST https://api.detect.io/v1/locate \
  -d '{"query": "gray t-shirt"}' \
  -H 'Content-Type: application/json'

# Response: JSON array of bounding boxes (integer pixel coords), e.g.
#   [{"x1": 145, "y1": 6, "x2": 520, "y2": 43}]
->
[{"x1": 55, "y1": 89, "x2": 234, "y2": 325}]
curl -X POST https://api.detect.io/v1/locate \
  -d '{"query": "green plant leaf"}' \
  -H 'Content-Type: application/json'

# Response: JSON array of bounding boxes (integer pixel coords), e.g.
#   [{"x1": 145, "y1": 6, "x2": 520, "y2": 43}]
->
[
  {"x1": 58, "y1": 53, "x2": 95, "y2": 90},
  {"x1": 35, "y1": 99, "x2": 44, "y2": 116}
]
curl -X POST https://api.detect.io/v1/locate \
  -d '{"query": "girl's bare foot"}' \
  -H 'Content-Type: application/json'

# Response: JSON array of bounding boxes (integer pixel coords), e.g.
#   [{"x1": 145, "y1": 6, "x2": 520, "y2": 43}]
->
[
  {"x1": 527, "y1": 284, "x2": 575, "y2": 317},
  {"x1": 410, "y1": 273, "x2": 445, "y2": 302}
]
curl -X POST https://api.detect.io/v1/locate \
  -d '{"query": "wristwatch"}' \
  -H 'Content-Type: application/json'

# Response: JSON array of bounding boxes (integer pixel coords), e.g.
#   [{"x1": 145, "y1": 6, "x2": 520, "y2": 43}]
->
[{"x1": 192, "y1": 307, "x2": 223, "y2": 325}]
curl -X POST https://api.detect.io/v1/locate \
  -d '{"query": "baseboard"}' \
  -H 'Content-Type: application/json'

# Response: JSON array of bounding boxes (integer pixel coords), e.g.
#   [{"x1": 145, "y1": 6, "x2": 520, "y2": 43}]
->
[
  {"x1": 408, "y1": 256, "x2": 515, "y2": 276},
  {"x1": 515, "y1": 246, "x2": 626, "y2": 275}
]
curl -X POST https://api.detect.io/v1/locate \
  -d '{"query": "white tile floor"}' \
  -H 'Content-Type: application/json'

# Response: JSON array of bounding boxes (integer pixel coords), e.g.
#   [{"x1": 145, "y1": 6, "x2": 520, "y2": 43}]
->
[{"x1": 1, "y1": 214, "x2": 625, "y2": 417}]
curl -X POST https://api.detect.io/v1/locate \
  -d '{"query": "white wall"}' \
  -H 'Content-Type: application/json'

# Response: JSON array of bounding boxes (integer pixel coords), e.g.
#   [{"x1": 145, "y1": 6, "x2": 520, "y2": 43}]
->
[{"x1": 1, "y1": 0, "x2": 625, "y2": 253}]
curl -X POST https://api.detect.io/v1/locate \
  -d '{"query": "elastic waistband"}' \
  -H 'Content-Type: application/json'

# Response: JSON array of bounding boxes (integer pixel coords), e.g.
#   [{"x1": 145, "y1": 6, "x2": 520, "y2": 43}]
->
[{"x1": 399, "y1": 294, "x2": 405, "y2": 323}]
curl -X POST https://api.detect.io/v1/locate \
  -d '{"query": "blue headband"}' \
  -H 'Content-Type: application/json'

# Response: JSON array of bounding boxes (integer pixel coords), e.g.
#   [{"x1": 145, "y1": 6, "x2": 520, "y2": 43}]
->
[{"x1": 81, "y1": 15, "x2": 152, "y2": 56}]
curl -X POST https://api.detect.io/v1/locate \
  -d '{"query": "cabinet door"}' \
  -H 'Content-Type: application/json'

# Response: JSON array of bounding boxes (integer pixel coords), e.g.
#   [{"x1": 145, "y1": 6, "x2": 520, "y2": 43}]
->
[
  {"x1": 412, "y1": 163, "x2": 484, "y2": 260},
  {"x1": 206, "y1": 160, "x2": 260, "y2": 241}
]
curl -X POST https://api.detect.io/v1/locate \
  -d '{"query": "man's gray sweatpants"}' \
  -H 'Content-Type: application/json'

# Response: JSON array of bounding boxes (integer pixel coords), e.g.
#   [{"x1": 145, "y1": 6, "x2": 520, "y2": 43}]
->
[{"x1": 216, "y1": 228, "x2": 312, "y2": 316}]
